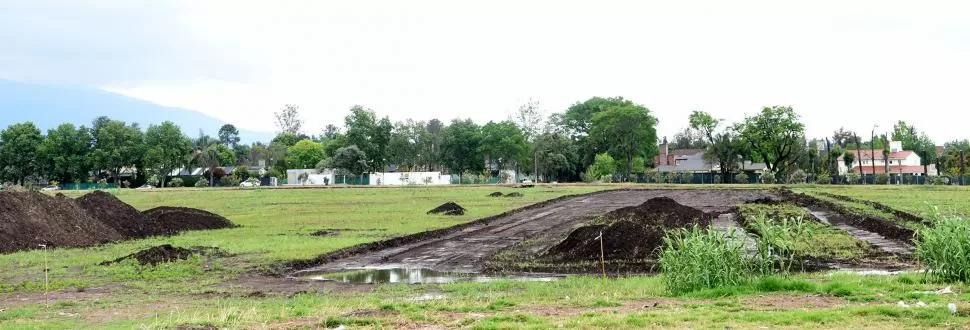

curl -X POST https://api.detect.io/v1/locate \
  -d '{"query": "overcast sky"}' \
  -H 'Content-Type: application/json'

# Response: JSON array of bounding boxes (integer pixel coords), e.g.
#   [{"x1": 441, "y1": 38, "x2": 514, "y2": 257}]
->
[{"x1": 2, "y1": 0, "x2": 969, "y2": 142}]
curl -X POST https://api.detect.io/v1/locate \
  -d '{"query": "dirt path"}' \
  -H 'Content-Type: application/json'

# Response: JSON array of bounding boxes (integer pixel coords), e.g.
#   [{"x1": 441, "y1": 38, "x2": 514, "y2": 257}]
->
[
  {"x1": 808, "y1": 209, "x2": 914, "y2": 256},
  {"x1": 294, "y1": 189, "x2": 774, "y2": 275}
]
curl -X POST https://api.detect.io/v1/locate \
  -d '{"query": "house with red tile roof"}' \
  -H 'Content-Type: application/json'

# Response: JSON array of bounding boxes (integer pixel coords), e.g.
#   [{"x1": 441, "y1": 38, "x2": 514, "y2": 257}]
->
[{"x1": 836, "y1": 141, "x2": 937, "y2": 175}]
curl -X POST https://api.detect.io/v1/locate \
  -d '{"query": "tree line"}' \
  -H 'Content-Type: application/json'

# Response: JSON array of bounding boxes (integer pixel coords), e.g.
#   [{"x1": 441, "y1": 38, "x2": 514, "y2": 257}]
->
[{"x1": 1, "y1": 96, "x2": 968, "y2": 187}]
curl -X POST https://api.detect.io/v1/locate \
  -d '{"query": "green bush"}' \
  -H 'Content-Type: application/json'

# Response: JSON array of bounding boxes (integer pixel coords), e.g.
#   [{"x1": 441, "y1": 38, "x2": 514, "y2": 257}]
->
[
  {"x1": 788, "y1": 170, "x2": 808, "y2": 184},
  {"x1": 713, "y1": 174, "x2": 723, "y2": 184},
  {"x1": 169, "y1": 177, "x2": 184, "y2": 187},
  {"x1": 917, "y1": 212, "x2": 970, "y2": 283},
  {"x1": 749, "y1": 214, "x2": 815, "y2": 275},
  {"x1": 815, "y1": 173, "x2": 831, "y2": 184},
  {"x1": 678, "y1": 172, "x2": 693, "y2": 184},
  {"x1": 845, "y1": 172, "x2": 860, "y2": 184},
  {"x1": 651, "y1": 171, "x2": 663, "y2": 184},
  {"x1": 194, "y1": 178, "x2": 210, "y2": 188},
  {"x1": 734, "y1": 172, "x2": 749, "y2": 184},
  {"x1": 759, "y1": 171, "x2": 776, "y2": 184},
  {"x1": 875, "y1": 173, "x2": 889, "y2": 184},
  {"x1": 660, "y1": 226, "x2": 752, "y2": 295},
  {"x1": 224, "y1": 175, "x2": 242, "y2": 186}
]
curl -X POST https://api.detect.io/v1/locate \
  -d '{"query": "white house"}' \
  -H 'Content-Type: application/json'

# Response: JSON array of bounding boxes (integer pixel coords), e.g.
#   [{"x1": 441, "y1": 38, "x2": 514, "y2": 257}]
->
[{"x1": 837, "y1": 141, "x2": 937, "y2": 175}]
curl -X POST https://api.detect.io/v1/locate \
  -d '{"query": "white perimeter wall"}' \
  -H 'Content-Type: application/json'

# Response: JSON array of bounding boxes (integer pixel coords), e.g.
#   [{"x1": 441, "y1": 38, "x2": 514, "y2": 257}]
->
[{"x1": 369, "y1": 172, "x2": 451, "y2": 185}]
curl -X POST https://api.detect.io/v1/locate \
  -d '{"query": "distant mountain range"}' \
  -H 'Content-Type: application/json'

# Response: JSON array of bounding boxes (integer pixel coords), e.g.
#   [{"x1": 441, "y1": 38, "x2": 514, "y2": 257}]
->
[{"x1": 0, "y1": 80, "x2": 274, "y2": 143}]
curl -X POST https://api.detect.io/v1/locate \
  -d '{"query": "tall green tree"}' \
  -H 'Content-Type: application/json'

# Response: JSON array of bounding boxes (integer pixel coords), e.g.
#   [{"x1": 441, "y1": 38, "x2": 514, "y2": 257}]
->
[
  {"x1": 589, "y1": 102, "x2": 658, "y2": 181},
  {"x1": 38, "y1": 123, "x2": 92, "y2": 184},
  {"x1": 189, "y1": 132, "x2": 222, "y2": 186},
  {"x1": 287, "y1": 139, "x2": 325, "y2": 169},
  {"x1": 559, "y1": 97, "x2": 640, "y2": 171},
  {"x1": 318, "y1": 145, "x2": 368, "y2": 183},
  {"x1": 891, "y1": 120, "x2": 919, "y2": 150},
  {"x1": 533, "y1": 131, "x2": 577, "y2": 182},
  {"x1": 441, "y1": 119, "x2": 484, "y2": 181},
  {"x1": 217, "y1": 124, "x2": 241, "y2": 148},
  {"x1": 424, "y1": 119, "x2": 444, "y2": 171},
  {"x1": 832, "y1": 127, "x2": 855, "y2": 149},
  {"x1": 0, "y1": 122, "x2": 44, "y2": 185},
  {"x1": 688, "y1": 110, "x2": 743, "y2": 178},
  {"x1": 480, "y1": 120, "x2": 528, "y2": 174},
  {"x1": 914, "y1": 133, "x2": 938, "y2": 177},
  {"x1": 344, "y1": 105, "x2": 393, "y2": 172},
  {"x1": 735, "y1": 106, "x2": 805, "y2": 175},
  {"x1": 90, "y1": 119, "x2": 145, "y2": 181},
  {"x1": 143, "y1": 121, "x2": 191, "y2": 187}
]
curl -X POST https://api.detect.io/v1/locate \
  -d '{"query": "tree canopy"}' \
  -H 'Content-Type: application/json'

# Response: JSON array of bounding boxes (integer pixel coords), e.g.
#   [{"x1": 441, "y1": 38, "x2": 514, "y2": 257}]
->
[{"x1": 735, "y1": 106, "x2": 805, "y2": 175}]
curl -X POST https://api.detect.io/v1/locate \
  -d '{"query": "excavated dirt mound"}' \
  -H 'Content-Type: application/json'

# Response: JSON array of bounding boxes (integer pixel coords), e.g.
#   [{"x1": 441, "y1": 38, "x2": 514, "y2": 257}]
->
[
  {"x1": 504, "y1": 192, "x2": 524, "y2": 198},
  {"x1": 0, "y1": 191, "x2": 125, "y2": 253},
  {"x1": 427, "y1": 202, "x2": 466, "y2": 216},
  {"x1": 0, "y1": 191, "x2": 236, "y2": 254},
  {"x1": 488, "y1": 192, "x2": 504, "y2": 197},
  {"x1": 545, "y1": 197, "x2": 711, "y2": 261},
  {"x1": 142, "y1": 207, "x2": 237, "y2": 235},
  {"x1": 100, "y1": 244, "x2": 226, "y2": 266},
  {"x1": 77, "y1": 190, "x2": 151, "y2": 238}
]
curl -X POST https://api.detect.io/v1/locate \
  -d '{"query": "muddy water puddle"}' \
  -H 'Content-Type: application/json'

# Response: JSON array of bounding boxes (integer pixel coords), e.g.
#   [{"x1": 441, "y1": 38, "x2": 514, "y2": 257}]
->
[{"x1": 300, "y1": 267, "x2": 562, "y2": 284}]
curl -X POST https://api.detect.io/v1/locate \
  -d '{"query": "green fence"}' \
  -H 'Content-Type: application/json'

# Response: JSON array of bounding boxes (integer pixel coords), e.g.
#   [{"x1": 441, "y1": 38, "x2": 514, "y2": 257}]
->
[{"x1": 57, "y1": 183, "x2": 119, "y2": 190}]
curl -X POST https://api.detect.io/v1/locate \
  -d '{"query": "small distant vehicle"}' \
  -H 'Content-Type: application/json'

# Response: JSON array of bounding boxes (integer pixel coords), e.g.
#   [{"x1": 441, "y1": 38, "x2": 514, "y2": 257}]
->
[
  {"x1": 519, "y1": 179, "x2": 534, "y2": 188},
  {"x1": 41, "y1": 185, "x2": 61, "y2": 191},
  {"x1": 136, "y1": 184, "x2": 154, "y2": 190},
  {"x1": 239, "y1": 181, "x2": 256, "y2": 187}
]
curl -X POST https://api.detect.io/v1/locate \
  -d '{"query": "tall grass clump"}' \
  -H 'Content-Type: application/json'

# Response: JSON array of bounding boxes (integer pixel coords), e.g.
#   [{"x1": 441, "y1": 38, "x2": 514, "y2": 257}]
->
[
  {"x1": 750, "y1": 214, "x2": 815, "y2": 275},
  {"x1": 659, "y1": 226, "x2": 751, "y2": 295},
  {"x1": 916, "y1": 210, "x2": 970, "y2": 283}
]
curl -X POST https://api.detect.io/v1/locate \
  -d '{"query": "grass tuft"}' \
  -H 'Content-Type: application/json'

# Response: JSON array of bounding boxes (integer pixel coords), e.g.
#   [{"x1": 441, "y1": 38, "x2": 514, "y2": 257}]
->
[
  {"x1": 916, "y1": 210, "x2": 970, "y2": 283},
  {"x1": 659, "y1": 226, "x2": 751, "y2": 295}
]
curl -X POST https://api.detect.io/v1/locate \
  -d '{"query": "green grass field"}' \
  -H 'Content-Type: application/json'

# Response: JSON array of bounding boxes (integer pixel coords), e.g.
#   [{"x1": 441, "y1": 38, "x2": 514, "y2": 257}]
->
[{"x1": 2, "y1": 184, "x2": 970, "y2": 329}]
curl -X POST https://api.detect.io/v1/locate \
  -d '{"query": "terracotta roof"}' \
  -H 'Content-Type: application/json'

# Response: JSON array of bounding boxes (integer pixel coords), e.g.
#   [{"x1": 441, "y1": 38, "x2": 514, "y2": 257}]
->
[
  {"x1": 850, "y1": 165, "x2": 927, "y2": 174},
  {"x1": 937, "y1": 146, "x2": 946, "y2": 155},
  {"x1": 839, "y1": 150, "x2": 914, "y2": 161}
]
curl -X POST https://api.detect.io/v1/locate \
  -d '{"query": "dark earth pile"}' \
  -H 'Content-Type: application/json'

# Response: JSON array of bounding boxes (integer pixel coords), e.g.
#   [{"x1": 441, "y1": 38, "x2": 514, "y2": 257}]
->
[
  {"x1": 488, "y1": 192, "x2": 504, "y2": 197},
  {"x1": 427, "y1": 202, "x2": 466, "y2": 216},
  {"x1": 77, "y1": 190, "x2": 152, "y2": 238},
  {"x1": 546, "y1": 197, "x2": 711, "y2": 261},
  {"x1": 142, "y1": 207, "x2": 236, "y2": 235},
  {"x1": 100, "y1": 244, "x2": 226, "y2": 266},
  {"x1": 504, "y1": 192, "x2": 524, "y2": 198},
  {"x1": 310, "y1": 230, "x2": 335, "y2": 237},
  {"x1": 0, "y1": 191, "x2": 124, "y2": 253},
  {"x1": 0, "y1": 191, "x2": 236, "y2": 254}
]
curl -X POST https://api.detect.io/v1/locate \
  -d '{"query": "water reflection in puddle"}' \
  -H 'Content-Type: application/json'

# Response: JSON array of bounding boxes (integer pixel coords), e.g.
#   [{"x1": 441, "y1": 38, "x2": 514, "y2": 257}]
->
[{"x1": 301, "y1": 268, "x2": 562, "y2": 284}]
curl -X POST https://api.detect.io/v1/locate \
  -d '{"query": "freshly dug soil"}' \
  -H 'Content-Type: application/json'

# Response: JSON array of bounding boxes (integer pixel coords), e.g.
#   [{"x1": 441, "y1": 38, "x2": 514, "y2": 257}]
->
[
  {"x1": 545, "y1": 197, "x2": 711, "y2": 261},
  {"x1": 0, "y1": 191, "x2": 125, "y2": 253},
  {"x1": 0, "y1": 190, "x2": 236, "y2": 254},
  {"x1": 310, "y1": 230, "x2": 335, "y2": 237},
  {"x1": 504, "y1": 192, "x2": 524, "y2": 198},
  {"x1": 488, "y1": 192, "x2": 504, "y2": 197},
  {"x1": 427, "y1": 202, "x2": 466, "y2": 216},
  {"x1": 77, "y1": 190, "x2": 151, "y2": 238},
  {"x1": 142, "y1": 207, "x2": 237, "y2": 235},
  {"x1": 776, "y1": 189, "x2": 916, "y2": 242},
  {"x1": 101, "y1": 244, "x2": 226, "y2": 266}
]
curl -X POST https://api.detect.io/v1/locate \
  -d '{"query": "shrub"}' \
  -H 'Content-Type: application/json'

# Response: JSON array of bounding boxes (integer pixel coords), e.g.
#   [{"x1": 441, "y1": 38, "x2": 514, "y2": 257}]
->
[
  {"x1": 845, "y1": 172, "x2": 860, "y2": 184},
  {"x1": 759, "y1": 171, "x2": 776, "y2": 184},
  {"x1": 233, "y1": 167, "x2": 250, "y2": 180},
  {"x1": 97, "y1": 178, "x2": 108, "y2": 189},
  {"x1": 916, "y1": 211, "x2": 970, "y2": 283},
  {"x1": 169, "y1": 177, "x2": 184, "y2": 187},
  {"x1": 815, "y1": 173, "x2": 831, "y2": 185},
  {"x1": 734, "y1": 172, "x2": 749, "y2": 184},
  {"x1": 651, "y1": 171, "x2": 663, "y2": 183},
  {"x1": 749, "y1": 214, "x2": 815, "y2": 275},
  {"x1": 194, "y1": 178, "x2": 210, "y2": 188},
  {"x1": 224, "y1": 175, "x2": 242, "y2": 186},
  {"x1": 678, "y1": 172, "x2": 693, "y2": 184},
  {"x1": 788, "y1": 170, "x2": 808, "y2": 184},
  {"x1": 713, "y1": 174, "x2": 723, "y2": 184},
  {"x1": 660, "y1": 226, "x2": 752, "y2": 295},
  {"x1": 874, "y1": 173, "x2": 889, "y2": 184}
]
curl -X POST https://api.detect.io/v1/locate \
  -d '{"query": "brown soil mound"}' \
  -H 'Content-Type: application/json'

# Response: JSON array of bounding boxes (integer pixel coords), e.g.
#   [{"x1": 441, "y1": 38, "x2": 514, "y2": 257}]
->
[
  {"x1": 142, "y1": 207, "x2": 237, "y2": 235},
  {"x1": 504, "y1": 192, "x2": 524, "y2": 198},
  {"x1": 546, "y1": 197, "x2": 711, "y2": 261},
  {"x1": 101, "y1": 244, "x2": 226, "y2": 266},
  {"x1": 427, "y1": 202, "x2": 466, "y2": 216},
  {"x1": 488, "y1": 192, "x2": 504, "y2": 197},
  {"x1": 76, "y1": 190, "x2": 151, "y2": 238},
  {"x1": 0, "y1": 191, "x2": 236, "y2": 254},
  {"x1": 0, "y1": 191, "x2": 124, "y2": 253}
]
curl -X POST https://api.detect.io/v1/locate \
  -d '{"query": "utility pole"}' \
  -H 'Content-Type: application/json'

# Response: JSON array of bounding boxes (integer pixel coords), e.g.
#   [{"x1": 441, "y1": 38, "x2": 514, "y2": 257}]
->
[{"x1": 871, "y1": 126, "x2": 878, "y2": 183}]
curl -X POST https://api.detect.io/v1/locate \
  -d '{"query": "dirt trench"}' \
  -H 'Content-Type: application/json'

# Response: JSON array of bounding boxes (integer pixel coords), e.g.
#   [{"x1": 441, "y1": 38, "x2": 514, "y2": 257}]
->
[{"x1": 291, "y1": 189, "x2": 775, "y2": 275}]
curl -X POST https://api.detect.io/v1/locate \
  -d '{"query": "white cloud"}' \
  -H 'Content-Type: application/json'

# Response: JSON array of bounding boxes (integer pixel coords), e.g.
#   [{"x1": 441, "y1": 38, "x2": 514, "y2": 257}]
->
[{"x1": 7, "y1": 0, "x2": 970, "y2": 141}]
